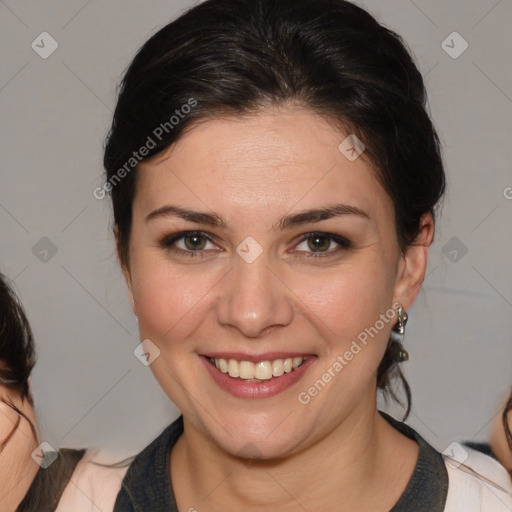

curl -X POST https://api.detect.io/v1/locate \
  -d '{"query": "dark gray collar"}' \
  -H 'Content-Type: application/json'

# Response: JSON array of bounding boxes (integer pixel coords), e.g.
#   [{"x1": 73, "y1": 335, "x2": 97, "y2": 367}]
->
[
  {"x1": 114, "y1": 412, "x2": 448, "y2": 511},
  {"x1": 17, "y1": 448, "x2": 86, "y2": 512},
  {"x1": 380, "y1": 411, "x2": 448, "y2": 511}
]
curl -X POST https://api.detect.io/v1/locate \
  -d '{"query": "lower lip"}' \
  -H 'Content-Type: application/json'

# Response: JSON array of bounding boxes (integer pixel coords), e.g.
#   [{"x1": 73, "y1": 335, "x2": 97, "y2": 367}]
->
[{"x1": 201, "y1": 356, "x2": 316, "y2": 399}]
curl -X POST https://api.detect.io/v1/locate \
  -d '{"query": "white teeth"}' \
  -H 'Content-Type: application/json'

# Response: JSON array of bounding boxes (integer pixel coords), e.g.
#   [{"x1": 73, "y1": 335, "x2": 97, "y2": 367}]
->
[
  {"x1": 254, "y1": 361, "x2": 272, "y2": 380},
  {"x1": 272, "y1": 359, "x2": 284, "y2": 377},
  {"x1": 239, "y1": 361, "x2": 255, "y2": 379},
  {"x1": 210, "y1": 356, "x2": 308, "y2": 381},
  {"x1": 218, "y1": 358, "x2": 229, "y2": 373},
  {"x1": 228, "y1": 359, "x2": 239, "y2": 378},
  {"x1": 292, "y1": 357, "x2": 303, "y2": 369}
]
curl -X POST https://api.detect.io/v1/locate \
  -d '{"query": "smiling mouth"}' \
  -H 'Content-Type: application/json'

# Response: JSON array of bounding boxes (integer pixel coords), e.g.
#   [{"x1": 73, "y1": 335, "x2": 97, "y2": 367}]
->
[{"x1": 207, "y1": 356, "x2": 310, "y2": 382}]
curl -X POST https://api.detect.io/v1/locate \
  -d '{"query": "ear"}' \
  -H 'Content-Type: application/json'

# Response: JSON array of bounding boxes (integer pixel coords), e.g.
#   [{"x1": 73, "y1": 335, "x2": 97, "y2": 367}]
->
[
  {"x1": 115, "y1": 226, "x2": 136, "y2": 316},
  {"x1": 393, "y1": 213, "x2": 435, "y2": 310}
]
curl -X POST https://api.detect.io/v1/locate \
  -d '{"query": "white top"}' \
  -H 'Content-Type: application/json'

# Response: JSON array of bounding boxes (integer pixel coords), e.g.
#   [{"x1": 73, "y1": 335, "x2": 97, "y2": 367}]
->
[
  {"x1": 55, "y1": 449, "x2": 129, "y2": 512},
  {"x1": 55, "y1": 446, "x2": 512, "y2": 511},
  {"x1": 444, "y1": 447, "x2": 512, "y2": 511}
]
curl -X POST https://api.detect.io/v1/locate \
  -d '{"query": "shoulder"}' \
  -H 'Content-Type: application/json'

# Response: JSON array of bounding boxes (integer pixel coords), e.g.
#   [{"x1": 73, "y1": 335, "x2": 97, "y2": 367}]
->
[
  {"x1": 56, "y1": 449, "x2": 130, "y2": 512},
  {"x1": 443, "y1": 446, "x2": 512, "y2": 511},
  {"x1": 115, "y1": 417, "x2": 184, "y2": 511}
]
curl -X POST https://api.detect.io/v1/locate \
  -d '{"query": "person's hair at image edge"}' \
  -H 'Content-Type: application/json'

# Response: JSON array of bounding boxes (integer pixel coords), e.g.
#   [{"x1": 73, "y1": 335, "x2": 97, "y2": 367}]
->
[
  {"x1": 103, "y1": 0, "x2": 447, "y2": 418},
  {"x1": 0, "y1": 273, "x2": 51, "y2": 512},
  {"x1": 503, "y1": 392, "x2": 512, "y2": 475},
  {"x1": 0, "y1": 273, "x2": 132, "y2": 511},
  {"x1": 0, "y1": 272, "x2": 37, "y2": 452}
]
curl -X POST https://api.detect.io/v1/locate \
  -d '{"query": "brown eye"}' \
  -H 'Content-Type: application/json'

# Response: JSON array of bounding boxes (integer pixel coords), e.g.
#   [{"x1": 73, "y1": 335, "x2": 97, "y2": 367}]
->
[
  {"x1": 183, "y1": 233, "x2": 208, "y2": 250},
  {"x1": 159, "y1": 231, "x2": 220, "y2": 259},
  {"x1": 293, "y1": 232, "x2": 352, "y2": 258},
  {"x1": 307, "y1": 235, "x2": 331, "y2": 252}
]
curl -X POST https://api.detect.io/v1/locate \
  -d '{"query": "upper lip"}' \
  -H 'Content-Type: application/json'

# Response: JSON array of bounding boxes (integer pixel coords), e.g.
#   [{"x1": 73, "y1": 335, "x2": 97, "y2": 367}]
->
[{"x1": 201, "y1": 352, "x2": 315, "y2": 363}]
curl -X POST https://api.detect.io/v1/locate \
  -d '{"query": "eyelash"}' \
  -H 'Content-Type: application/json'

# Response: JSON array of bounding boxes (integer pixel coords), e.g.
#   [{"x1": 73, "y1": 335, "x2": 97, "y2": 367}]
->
[{"x1": 159, "y1": 231, "x2": 352, "y2": 259}]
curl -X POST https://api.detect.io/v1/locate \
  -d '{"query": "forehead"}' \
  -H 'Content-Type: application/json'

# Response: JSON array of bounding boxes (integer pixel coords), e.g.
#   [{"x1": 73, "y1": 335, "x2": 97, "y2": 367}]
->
[{"x1": 134, "y1": 106, "x2": 391, "y2": 219}]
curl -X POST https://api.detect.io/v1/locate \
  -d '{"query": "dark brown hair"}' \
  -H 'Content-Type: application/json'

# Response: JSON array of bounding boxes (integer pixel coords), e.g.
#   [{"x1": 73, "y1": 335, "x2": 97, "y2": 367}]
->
[
  {"x1": 103, "y1": 0, "x2": 446, "y2": 416},
  {"x1": 503, "y1": 392, "x2": 512, "y2": 476},
  {"x1": 0, "y1": 273, "x2": 37, "y2": 453}
]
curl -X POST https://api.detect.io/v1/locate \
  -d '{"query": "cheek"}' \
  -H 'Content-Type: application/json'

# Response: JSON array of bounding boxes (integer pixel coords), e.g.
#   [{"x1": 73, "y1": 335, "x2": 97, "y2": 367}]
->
[
  {"x1": 130, "y1": 254, "x2": 219, "y2": 342},
  {"x1": 290, "y1": 262, "x2": 396, "y2": 395},
  {"x1": 293, "y1": 261, "x2": 395, "y2": 336}
]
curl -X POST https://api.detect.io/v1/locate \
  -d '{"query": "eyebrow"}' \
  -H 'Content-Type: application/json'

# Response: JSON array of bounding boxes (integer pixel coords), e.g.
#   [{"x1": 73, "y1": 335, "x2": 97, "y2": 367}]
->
[{"x1": 145, "y1": 203, "x2": 369, "y2": 230}]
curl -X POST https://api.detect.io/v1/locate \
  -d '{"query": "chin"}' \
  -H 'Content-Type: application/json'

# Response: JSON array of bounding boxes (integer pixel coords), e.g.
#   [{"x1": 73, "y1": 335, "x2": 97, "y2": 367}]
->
[{"x1": 204, "y1": 412, "x2": 309, "y2": 461}]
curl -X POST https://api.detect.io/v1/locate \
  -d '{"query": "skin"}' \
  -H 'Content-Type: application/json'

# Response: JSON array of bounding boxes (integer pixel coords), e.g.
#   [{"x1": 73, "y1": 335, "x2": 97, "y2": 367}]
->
[
  {"x1": 121, "y1": 104, "x2": 435, "y2": 511},
  {"x1": 0, "y1": 385, "x2": 39, "y2": 511},
  {"x1": 490, "y1": 395, "x2": 512, "y2": 473}
]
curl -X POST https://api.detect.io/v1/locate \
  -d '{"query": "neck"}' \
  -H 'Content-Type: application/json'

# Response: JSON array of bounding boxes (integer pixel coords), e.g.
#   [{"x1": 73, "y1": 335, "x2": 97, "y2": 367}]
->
[{"x1": 170, "y1": 397, "x2": 418, "y2": 511}]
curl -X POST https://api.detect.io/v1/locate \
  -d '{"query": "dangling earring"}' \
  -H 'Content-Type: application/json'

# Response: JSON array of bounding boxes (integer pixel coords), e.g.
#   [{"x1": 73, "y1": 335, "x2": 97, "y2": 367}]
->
[
  {"x1": 394, "y1": 305, "x2": 408, "y2": 335},
  {"x1": 394, "y1": 305, "x2": 409, "y2": 362}
]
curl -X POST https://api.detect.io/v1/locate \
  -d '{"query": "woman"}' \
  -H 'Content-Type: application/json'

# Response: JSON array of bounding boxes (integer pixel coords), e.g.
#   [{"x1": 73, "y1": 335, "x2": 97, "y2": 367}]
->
[
  {"x1": 488, "y1": 392, "x2": 512, "y2": 475},
  {"x1": 102, "y1": 0, "x2": 512, "y2": 510},
  {"x1": 0, "y1": 272, "x2": 41, "y2": 510},
  {"x1": 0, "y1": 272, "x2": 126, "y2": 511}
]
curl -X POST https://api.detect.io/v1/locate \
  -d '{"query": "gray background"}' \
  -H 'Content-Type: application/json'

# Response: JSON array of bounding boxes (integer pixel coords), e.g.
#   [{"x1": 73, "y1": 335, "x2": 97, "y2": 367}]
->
[{"x1": 0, "y1": 0, "x2": 511, "y2": 457}]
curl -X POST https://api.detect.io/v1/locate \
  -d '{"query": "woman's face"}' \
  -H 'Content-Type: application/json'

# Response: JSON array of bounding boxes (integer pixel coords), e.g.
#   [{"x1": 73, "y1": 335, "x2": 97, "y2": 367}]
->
[
  {"x1": 125, "y1": 105, "x2": 429, "y2": 458},
  {"x1": 0, "y1": 385, "x2": 39, "y2": 509}
]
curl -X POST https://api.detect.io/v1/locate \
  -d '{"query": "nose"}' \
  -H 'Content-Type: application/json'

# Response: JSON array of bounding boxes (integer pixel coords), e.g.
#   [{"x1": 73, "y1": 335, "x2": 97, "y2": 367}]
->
[{"x1": 216, "y1": 254, "x2": 294, "y2": 338}]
